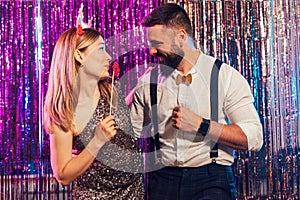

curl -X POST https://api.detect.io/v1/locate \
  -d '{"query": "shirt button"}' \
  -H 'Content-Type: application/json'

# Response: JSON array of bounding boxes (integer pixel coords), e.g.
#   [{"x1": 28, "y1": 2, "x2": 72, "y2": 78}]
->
[{"x1": 176, "y1": 161, "x2": 184, "y2": 166}]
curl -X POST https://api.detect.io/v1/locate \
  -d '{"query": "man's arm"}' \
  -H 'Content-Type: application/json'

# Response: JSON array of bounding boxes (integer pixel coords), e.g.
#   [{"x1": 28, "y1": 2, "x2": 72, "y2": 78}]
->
[
  {"x1": 171, "y1": 104, "x2": 262, "y2": 151},
  {"x1": 130, "y1": 85, "x2": 152, "y2": 139},
  {"x1": 171, "y1": 66, "x2": 263, "y2": 151},
  {"x1": 207, "y1": 104, "x2": 263, "y2": 151}
]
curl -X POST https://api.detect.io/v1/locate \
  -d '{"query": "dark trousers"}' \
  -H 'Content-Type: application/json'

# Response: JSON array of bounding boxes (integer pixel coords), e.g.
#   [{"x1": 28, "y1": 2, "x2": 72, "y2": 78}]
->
[{"x1": 148, "y1": 163, "x2": 237, "y2": 200}]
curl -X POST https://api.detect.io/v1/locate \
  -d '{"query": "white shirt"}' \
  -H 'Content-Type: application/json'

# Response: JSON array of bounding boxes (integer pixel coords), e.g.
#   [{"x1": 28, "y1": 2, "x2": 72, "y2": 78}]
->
[{"x1": 130, "y1": 52, "x2": 263, "y2": 167}]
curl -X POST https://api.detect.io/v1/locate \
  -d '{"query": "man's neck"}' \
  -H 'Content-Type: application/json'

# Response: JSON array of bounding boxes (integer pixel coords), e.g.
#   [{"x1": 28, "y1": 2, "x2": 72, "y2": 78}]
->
[{"x1": 177, "y1": 49, "x2": 201, "y2": 75}]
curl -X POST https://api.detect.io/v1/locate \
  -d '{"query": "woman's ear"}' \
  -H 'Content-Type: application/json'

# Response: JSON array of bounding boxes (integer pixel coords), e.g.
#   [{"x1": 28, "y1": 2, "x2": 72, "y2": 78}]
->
[{"x1": 74, "y1": 49, "x2": 84, "y2": 64}]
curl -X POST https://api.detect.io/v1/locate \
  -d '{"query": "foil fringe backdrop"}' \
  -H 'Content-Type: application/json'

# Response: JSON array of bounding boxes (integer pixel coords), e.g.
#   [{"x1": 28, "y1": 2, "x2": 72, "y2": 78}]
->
[{"x1": 0, "y1": 0, "x2": 299, "y2": 199}]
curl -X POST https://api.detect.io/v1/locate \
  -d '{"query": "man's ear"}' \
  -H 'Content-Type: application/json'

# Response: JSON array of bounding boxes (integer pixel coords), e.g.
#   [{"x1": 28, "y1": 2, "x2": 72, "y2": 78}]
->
[
  {"x1": 74, "y1": 49, "x2": 84, "y2": 64},
  {"x1": 177, "y1": 29, "x2": 187, "y2": 47}
]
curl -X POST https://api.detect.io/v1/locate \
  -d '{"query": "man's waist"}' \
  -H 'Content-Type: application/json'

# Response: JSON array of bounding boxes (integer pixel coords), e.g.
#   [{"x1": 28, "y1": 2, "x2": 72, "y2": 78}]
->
[
  {"x1": 158, "y1": 163, "x2": 233, "y2": 175},
  {"x1": 161, "y1": 158, "x2": 231, "y2": 168},
  {"x1": 158, "y1": 152, "x2": 233, "y2": 167}
]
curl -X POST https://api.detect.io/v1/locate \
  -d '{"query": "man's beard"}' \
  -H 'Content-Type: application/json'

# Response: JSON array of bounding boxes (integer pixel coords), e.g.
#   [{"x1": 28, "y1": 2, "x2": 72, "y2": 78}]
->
[{"x1": 156, "y1": 44, "x2": 184, "y2": 74}]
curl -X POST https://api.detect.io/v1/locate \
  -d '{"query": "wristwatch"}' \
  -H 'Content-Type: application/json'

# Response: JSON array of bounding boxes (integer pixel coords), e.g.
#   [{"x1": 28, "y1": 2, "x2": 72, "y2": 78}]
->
[{"x1": 197, "y1": 118, "x2": 210, "y2": 136}]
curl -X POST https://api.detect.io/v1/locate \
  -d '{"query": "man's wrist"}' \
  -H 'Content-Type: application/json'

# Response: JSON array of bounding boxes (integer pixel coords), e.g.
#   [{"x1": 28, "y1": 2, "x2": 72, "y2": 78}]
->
[{"x1": 197, "y1": 118, "x2": 210, "y2": 136}]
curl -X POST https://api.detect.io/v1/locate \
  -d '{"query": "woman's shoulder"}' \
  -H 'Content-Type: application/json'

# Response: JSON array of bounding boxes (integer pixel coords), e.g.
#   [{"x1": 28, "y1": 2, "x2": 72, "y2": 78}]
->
[{"x1": 47, "y1": 123, "x2": 75, "y2": 145}]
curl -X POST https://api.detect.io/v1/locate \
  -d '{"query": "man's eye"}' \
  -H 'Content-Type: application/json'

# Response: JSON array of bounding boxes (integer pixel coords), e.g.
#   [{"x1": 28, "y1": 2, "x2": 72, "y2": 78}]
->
[{"x1": 151, "y1": 43, "x2": 159, "y2": 48}]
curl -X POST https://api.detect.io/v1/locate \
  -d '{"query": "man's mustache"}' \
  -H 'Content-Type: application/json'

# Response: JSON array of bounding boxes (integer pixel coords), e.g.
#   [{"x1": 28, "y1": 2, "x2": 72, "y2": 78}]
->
[{"x1": 154, "y1": 51, "x2": 167, "y2": 58}]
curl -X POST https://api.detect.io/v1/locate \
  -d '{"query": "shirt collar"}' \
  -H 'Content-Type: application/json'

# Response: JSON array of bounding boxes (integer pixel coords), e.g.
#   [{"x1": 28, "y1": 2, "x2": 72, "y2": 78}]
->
[{"x1": 171, "y1": 52, "x2": 202, "y2": 80}]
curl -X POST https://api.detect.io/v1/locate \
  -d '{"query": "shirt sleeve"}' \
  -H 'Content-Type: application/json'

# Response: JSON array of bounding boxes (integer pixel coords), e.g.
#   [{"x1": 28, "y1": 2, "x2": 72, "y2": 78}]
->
[
  {"x1": 224, "y1": 68, "x2": 263, "y2": 151},
  {"x1": 130, "y1": 83, "x2": 152, "y2": 139}
]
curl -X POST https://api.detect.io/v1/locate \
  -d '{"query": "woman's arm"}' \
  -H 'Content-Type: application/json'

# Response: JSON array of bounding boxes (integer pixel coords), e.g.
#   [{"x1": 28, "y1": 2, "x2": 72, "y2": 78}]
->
[{"x1": 50, "y1": 115, "x2": 116, "y2": 186}]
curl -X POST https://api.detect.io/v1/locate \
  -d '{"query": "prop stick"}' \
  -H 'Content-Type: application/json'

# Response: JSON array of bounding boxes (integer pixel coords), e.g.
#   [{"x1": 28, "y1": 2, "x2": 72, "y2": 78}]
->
[{"x1": 109, "y1": 62, "x2": 120, "y2": 115}]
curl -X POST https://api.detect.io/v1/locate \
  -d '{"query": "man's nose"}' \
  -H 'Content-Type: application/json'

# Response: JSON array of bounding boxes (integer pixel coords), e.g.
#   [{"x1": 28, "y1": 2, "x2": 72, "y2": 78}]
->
[{"x1": 149, "y1": 47, "x2": 157, "y2": 56}]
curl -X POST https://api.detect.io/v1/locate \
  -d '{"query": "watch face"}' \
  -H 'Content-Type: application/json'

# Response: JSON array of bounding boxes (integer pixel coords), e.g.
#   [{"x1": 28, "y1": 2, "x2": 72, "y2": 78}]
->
[
  {"x1": 199, "y1": 119, "x2": 210, "y2": 136},
  {"x1": 201, "y1": 122, "x2": 209, "y2": 133}
]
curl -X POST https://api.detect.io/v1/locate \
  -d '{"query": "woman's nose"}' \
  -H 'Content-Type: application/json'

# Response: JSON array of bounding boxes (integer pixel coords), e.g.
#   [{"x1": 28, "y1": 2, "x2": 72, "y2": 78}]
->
[{"x1": 106, "y1": 51, "x2": 112, "y2": 62}]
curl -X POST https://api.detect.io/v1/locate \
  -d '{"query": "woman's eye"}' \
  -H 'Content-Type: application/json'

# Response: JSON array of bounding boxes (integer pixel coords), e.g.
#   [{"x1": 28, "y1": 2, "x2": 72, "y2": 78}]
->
[{"x1": 99, "y1": 45, "x2": 105, "y2": 51}]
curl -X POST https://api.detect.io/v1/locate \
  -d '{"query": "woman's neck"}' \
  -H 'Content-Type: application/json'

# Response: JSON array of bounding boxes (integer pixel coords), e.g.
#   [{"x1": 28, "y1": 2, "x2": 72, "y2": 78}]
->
[
  {"x1": 73, "y1": 69, "x2": 100, "y2": 135},
  {"x1": 74, "y1": 68, "x2": 100, "y2": 103}
]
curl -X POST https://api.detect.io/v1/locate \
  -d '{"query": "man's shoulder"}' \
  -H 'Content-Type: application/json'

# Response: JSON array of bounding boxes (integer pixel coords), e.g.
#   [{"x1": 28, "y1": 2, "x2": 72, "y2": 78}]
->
[
  {"x1": 198, "y1": 53, "x2": 238, "y2": 74},
  {"x1": 137, "y1": 66, "x2": 155, "y2": 84},
  {"x1": 131, "y1": 66, "x2": 156, "y2": 98}
]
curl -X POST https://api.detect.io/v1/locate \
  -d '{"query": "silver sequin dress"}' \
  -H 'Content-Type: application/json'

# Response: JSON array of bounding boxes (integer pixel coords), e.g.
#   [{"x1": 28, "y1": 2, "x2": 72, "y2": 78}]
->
[{"x1": 72, "y1": 84, "x2": 144, "y2": 199}]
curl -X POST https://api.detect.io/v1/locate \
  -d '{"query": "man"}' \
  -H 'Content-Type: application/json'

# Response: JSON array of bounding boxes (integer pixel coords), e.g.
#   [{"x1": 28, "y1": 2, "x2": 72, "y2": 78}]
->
[{"x1": 130, "y1": 3, "x2": 263, "y2": 200}]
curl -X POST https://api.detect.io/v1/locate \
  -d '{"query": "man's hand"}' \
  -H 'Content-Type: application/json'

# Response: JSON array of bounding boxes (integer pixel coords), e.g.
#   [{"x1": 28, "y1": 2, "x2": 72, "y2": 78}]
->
[{"x1": 171, "y1": 106, "x2": 202, "y2": 132}]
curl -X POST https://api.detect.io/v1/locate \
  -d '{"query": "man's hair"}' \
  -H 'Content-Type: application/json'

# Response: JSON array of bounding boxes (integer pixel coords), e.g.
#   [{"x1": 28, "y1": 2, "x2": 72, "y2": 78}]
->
[{"x1": 142, "y1": 3, "x2": 192, "y2": 36}]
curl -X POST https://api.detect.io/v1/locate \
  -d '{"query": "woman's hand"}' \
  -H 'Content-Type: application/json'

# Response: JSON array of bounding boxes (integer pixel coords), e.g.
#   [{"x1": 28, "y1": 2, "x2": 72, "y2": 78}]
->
[{"x1": 94, "y1": 115, "x2": 117, "y2": 143}]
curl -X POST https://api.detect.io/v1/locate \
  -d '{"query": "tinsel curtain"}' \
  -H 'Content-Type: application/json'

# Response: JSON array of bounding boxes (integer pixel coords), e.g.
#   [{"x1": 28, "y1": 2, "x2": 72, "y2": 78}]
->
[{"x1": 0, "y1": 0, "x2": 299, "y2": 199}]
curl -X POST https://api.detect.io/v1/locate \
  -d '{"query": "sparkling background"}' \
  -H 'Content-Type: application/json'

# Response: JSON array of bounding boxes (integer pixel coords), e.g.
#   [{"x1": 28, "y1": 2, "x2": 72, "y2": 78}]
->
[{"x1": 0, "y1": 0, "x2": 299, "y2": 199}]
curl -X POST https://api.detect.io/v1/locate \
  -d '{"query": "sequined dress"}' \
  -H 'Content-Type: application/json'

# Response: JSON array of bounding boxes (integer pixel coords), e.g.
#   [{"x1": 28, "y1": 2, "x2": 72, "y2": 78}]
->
[{"x1": 72, "y1": 85, "x2": 144, "y2": 199}]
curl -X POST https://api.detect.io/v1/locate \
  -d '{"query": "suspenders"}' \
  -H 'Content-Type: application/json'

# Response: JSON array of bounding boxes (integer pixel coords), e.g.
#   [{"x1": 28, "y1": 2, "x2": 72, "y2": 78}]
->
[
  {"x1": 210, "y1": 59, "x2": 222, "y2": 161},
  {"x1": 150, "y1": 66, "x2": 161, "y2": 159},
  {"x1": 150, "y1": 59, "x2": 223, "y2": 162}
]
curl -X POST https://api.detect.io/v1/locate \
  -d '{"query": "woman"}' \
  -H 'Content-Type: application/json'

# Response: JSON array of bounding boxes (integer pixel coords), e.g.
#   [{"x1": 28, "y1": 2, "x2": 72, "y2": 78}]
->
[{"x1": 43, "y1": 27, "x2": 144, "y2": 199}]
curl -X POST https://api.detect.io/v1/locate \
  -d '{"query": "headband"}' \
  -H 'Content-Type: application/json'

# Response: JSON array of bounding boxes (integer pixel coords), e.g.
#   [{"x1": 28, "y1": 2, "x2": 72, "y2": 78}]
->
[{"x1": 76, "y1": 3, "x2": 93, "y2": 36}]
